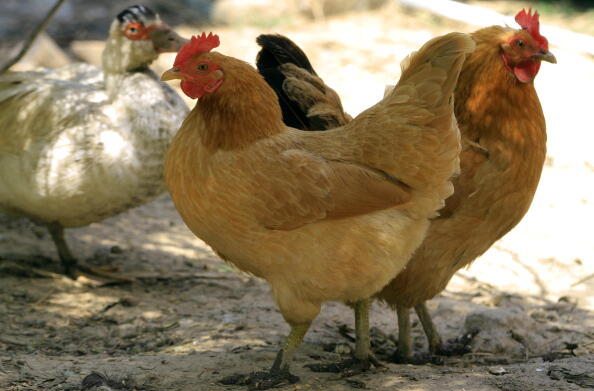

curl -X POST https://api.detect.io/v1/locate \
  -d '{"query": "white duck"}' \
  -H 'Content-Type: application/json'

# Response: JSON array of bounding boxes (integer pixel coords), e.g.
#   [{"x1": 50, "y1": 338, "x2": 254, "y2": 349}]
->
[{"x1": 0, "y1": 5, "x2": 189, "y2": 278}]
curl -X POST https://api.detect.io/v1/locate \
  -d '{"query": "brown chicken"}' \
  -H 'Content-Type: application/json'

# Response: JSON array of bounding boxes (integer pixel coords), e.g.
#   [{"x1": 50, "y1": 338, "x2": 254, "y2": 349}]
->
[
  {"x1": 378, "y1": 9, "x2": 555, "y2": 361},
  {"x1": 263, "y1": 11, "x2": 555, "y2": 361},
  {"x1": 161, "y1": 32, "x2": 473, "y2": 388}
]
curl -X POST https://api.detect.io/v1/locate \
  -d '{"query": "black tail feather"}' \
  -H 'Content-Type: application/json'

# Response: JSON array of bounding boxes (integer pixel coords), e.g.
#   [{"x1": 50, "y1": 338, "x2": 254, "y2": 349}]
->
[
  {"x1": 256, "y1": 34, "x2": 320, "y2": 130},
  {"x1": 256, "y1": 34, "x2": 317, "y2": 75}
]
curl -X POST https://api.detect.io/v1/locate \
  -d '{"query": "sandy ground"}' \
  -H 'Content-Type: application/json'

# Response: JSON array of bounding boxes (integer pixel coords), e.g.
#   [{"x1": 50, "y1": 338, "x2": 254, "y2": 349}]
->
[{"x1": 1, "y1": 2, "x2": 594, "y2": 390}]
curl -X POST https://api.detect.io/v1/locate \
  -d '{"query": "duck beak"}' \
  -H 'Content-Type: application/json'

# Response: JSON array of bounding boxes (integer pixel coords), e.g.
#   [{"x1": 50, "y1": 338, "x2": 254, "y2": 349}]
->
[
  {"x1": 533, "y1": 49, "x2": 557, "y2": 64},
  {"x1": 151, "y1": 26, "x2": 189, "y2": 53},
  {"x1": 160, "y1": 67, "x2": 182, "y2": 81}
]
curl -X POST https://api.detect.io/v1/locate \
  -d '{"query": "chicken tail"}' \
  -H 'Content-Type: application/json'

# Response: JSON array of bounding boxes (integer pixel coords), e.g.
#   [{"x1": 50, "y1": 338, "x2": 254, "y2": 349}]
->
[
  {"x1": 256, "y1": 34, "x2": 317, "y2": 75},
  {"x1": 256, "y1": 34, "x2": 350, "y2": 131},
  {"x1": 390, "y1": 32, "x2": 474, "y2": 109},
  {"x1": 388, "y1": 32, "x2": 474, "y2": 215},
  {"x1": 340, "y1": 32, "x2": 474, "y2": 218}
]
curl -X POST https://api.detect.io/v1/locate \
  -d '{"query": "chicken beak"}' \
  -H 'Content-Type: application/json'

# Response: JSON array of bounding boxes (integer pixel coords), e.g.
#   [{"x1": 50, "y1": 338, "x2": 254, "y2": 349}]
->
[
  {"x1": 150, "y1": 26, "x2": 189, "y2": 53},
  {"x1": 161, "y1": 67, "x2": 183, "y2": 81},
  {"x1": 533, "y1": 49, "x2": 557, "y2": 64}
]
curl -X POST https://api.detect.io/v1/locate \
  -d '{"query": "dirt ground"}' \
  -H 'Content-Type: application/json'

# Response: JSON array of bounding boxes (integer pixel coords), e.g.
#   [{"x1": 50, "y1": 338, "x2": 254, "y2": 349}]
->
[{"x1": 1, "y1": 1, "x2": 594, "y2": 390}]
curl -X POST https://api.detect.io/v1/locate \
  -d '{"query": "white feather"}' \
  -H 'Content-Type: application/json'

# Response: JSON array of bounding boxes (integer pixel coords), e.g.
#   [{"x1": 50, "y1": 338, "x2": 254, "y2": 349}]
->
[{"x1": 0, "y1": 18, "x2": 188, "y2": 228}]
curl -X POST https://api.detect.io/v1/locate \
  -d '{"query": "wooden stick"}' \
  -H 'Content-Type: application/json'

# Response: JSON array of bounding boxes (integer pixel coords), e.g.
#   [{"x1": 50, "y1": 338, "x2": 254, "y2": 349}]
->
[
  {"x1": 572, "y1": 272, "x2": 594, "y2": 287},
  {"x1": 0, "y1": 0, "x2": 69, "y2": 74}
]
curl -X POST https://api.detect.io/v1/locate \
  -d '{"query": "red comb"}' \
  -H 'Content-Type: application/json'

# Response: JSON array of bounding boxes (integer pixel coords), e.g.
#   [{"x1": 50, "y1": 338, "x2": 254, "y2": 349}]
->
[
  {"x1": 515, "y1": 9, "x2": 548, "y2": 50},
  {"x1": 174, "y1": 32, "x2": 220, "y2": 66}
]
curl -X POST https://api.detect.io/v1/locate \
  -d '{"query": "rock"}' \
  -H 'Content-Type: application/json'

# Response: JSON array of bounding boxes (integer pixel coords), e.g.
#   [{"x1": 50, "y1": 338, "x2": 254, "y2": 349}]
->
[
  {"x1": 548, "y1": 361, "x2": 594, "y2": 388},
  {"x1": 463, "y1": 307, "x2": 545, "y2": 357},
  {"x1": 488, "y1": 367, "x2": 508, "y2": 375}
]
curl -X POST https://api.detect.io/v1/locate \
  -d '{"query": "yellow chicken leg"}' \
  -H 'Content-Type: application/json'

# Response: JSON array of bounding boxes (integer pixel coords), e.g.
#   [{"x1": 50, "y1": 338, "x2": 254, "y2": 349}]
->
[
  {"x1": 308, "y1": 299, "x2": 380, "y2": 376},
  {"x1": 271, "y1": 323, "x2": 310, "y2": 374},
  {"x1": 396, "y1": 306, "x2": 413, "y2": 361},
  {"x1": 221, "y1": 323, "x2": 310, "y2": 390},
  {"x1": 391, "y1": 306, "x2": 437, "y2": 364},
  {"x1": 415, "y1": 303, "x2": 443, "y2": 354},
  {"x1": 353, "y1": 299, "x2": 371, "y2": 361}
]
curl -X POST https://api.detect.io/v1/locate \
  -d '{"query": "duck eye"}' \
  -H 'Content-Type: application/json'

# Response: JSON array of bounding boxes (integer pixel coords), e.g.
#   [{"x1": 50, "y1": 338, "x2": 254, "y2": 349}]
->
[
  {"x1": 516, "y1": 40, "x2": 525, "y2": 48},
  {"x1": 197, "y1": 64, "x2": 209, "y2": 71},
  {"x1": 125, "y1": 23, "x2": 143, "y2": 36}
]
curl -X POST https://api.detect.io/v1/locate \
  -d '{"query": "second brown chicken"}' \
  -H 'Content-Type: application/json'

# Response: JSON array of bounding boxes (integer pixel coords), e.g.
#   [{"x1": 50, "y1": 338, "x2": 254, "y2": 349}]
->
[{"x1": 258, "y1": 9, "x2": 555, "y2": 362}]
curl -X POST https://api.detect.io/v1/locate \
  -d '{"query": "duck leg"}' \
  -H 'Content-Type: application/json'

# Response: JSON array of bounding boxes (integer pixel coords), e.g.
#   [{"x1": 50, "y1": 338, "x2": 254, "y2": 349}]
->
[
  {"x1": 47, "y1": 222, "x2": 132, "y2": 282},
  {"x1": 47, "y1": 221, "x2": 77, "y2": 277}
]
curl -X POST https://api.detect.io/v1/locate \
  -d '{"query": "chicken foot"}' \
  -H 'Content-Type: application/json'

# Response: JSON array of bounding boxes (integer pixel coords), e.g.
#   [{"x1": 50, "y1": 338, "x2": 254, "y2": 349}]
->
[
  {"x1": 220, "y1": 323, "x2": 309, "y2": 390},
  {"x1": 416, "y1": 302, "x2": 479, "y2": 357},
  {"x1": 47, "y1": 222, "x2": 133, "y2": 282},
  {"x1": 388, "y1": 306, "x2": 437, "y2": 364},
  {"x1": 415, "y1": 302, "x2": 443, "y2": 354},
  {"x1": 307, "y1": 299, "x2": 381, "y2": 377},
  {"x1": 389, "y1": 303, "x2": 476, "y2": 364}
]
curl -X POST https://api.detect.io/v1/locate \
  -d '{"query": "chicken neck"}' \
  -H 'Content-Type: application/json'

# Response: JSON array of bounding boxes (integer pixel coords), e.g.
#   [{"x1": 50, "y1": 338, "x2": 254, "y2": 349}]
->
[
  {"x1": 195, "y1": 57, "x2": 285, "y2": 151},
  {"x1": 101, "y1": 23, "x2": 158, "y2": 95},
  {"x1": 457, "y1": 27, "x2": 545, "y2": 148}
]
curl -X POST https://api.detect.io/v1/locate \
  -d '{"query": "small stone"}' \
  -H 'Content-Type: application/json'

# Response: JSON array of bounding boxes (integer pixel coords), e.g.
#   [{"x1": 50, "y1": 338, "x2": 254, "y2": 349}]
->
[
  {"x1": 488, "y1": 367, "x2": 508, "y2": 376},
  {"x1": 110, "y1": 246, "x2": 123, "y2": 254},
  {"x1": 334, "y1": 343, "x2": 351, "y2": 355}
]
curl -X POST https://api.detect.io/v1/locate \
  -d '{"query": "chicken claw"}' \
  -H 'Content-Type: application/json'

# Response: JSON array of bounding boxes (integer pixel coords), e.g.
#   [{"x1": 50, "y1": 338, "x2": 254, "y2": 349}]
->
[
  {"x1": 220, "y1": 370, "x2": 298, "y2": 390},
  {"x1": 387, "y1": 304, "x2": 477, "y2": 364},
  {"x1": 386, "y1": 305, "x2": 441, "y2": 364},
  {"x1": 220, "y1": 323, "x2": 309, "y2": 390},
  {"x1": 306, "y1": 356, "x2": 379, "y2": 377}
]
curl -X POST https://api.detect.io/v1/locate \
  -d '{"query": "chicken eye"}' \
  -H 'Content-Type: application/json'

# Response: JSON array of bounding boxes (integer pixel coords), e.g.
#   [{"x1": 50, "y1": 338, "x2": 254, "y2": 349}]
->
[
  {"x1": 516, "y1": 40, "x2": 525, "y2": 48},
  {"x1": 197, "y1": 64, "x2": 209, "y2": 71},
  {"x1": 129, "y1": 27, "x2": 138, "y2": 34}
]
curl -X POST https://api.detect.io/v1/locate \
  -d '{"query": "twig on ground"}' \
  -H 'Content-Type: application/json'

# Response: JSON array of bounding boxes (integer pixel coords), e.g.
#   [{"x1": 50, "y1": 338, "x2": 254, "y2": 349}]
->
[
  {"x1": 572, "y1": 272, "x2": 594, "y2": 287},
  {"x1": 0, "y1": 336, "x2": 28, "y2": 346}
]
